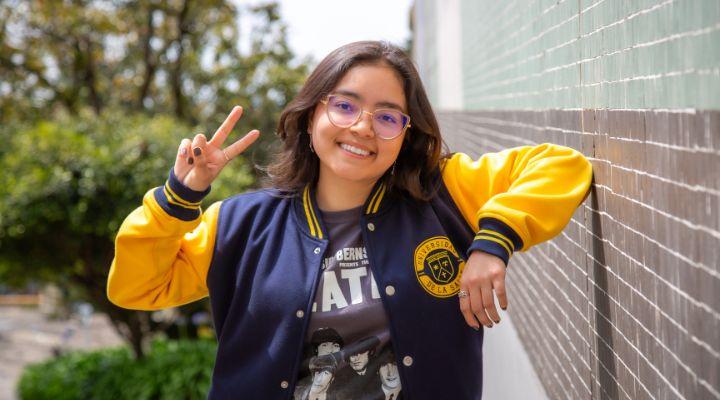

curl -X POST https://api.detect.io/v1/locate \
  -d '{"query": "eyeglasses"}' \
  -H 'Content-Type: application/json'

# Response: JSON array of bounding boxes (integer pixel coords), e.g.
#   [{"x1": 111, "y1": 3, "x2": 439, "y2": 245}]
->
[{"x1": 320, "y1": 94, "x2": 411, "y2": 140}]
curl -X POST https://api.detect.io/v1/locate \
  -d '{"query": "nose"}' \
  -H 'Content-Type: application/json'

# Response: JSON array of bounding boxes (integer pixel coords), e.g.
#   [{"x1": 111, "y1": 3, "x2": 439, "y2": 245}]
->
[{"x1": 349, "y1": 110, "x2": 375, "y2": 139}]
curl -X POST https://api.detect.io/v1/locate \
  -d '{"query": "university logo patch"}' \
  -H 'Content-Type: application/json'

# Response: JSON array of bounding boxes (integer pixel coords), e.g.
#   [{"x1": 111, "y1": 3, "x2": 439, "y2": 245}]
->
[{"x1": 413, "y1": 236, "x2": 465, "y2": 298}]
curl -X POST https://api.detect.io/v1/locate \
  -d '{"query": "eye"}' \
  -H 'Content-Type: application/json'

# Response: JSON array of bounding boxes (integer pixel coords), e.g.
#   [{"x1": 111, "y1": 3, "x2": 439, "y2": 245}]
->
[
  {"x1": 331, "y1": 99, "x2": 356, "y2": 114},
  {"x1": 377, "y1": 111, "x2": 399, "y2": 125},
  {"x1": 383, "y1": 114, "x2": 397, "y2": 123}
]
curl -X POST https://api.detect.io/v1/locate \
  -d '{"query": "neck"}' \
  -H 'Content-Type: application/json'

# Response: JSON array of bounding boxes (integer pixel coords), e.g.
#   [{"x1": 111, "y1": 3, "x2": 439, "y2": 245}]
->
[{"x1": 316, "y1": 172, "x2": 377, "y2": 212}]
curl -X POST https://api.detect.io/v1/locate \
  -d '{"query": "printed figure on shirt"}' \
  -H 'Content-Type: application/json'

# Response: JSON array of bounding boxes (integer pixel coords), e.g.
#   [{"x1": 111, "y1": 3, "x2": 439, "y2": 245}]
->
[
  {"x1": 330, "y1": 336, "x2": 382, "y2": 398},
  {"x1": 313, "y1": 327, "x2": 345, "y2": 356},
  {"x1": 372, "y1": 349, "x2": 402, "y2": 399},
  {"x1": 295, "y1": 328, "x2": 345, "y2": 399},
  {"x1": 296, "y1": 355, "x2": 340, "y2": 400}
]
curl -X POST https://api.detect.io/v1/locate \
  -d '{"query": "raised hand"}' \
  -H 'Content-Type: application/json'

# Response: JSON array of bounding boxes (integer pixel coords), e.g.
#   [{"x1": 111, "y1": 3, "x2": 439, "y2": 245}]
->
[{"x1": 173, "y1": 106, "x2": 260, "y2": 191}]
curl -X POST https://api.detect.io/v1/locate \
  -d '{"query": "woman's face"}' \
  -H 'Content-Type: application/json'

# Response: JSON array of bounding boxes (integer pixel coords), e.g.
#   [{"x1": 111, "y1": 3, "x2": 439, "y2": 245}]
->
[{"x1": 309, "y1": 63, "x2": 407, "y2": 187}]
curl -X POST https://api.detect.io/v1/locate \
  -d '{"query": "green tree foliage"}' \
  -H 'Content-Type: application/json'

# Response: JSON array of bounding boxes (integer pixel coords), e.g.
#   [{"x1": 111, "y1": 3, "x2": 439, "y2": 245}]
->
[
  {"x1": 0, "y1": 0, "x2": 310, "y2": 164},
  {"x1": 0, "y1": 0, "x2": 310, "y2": 358},
  {"x1": 0, "y1": 112, "x2": 254, "y2": 357}
]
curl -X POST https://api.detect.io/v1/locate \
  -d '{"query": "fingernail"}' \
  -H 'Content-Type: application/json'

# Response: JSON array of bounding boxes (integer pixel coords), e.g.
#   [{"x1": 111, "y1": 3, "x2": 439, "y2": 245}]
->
[
  {"x1": 181, "y1": 147, "x2": 187, "y2": 156},
  {"x1": 193, "y1": 147, "x2": 202, "y2": 156},
  {"x1": 188, "y1": 157, "x2": 194, "y2": 165},
  {"x1": 473, "y1": 325, "x2": 480, "y2": 331}
]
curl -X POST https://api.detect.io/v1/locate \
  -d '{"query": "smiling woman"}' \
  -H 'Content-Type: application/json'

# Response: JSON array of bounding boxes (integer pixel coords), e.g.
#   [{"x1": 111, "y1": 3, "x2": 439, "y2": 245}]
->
[{"x1": 107, "y1": 40, "x2": 593, "y2": 399}]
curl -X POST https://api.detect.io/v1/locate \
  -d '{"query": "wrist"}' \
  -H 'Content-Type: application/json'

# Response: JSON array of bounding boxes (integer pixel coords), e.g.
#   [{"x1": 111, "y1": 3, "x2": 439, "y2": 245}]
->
[
  {"x1": 168, "y1": 168, "x2": 211, "y2": 202},
  {"x1": 151, "y1": 168, "x2": 211, "y2": 221},
  {"x1": 467, "y1": 217, "x2": 524, "y2": 267}
]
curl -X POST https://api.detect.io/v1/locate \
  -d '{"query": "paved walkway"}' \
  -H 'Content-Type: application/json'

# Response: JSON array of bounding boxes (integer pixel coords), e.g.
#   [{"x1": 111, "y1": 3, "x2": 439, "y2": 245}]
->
[{"x1": 0, "y1": 306, "x2": 123, "y2": 400}]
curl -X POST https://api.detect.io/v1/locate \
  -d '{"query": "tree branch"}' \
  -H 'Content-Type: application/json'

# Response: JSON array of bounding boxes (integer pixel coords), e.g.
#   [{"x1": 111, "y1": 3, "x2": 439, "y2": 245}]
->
[
  {"x1": 137, "y1": 3, "x2": 157, "y2": 110},
  {"x1": 171, "y1": 0, "x2": 190, "y2": 120}
]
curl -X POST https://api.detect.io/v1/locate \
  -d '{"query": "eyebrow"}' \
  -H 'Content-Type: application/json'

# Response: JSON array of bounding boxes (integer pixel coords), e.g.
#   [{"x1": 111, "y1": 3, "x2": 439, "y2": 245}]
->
[{"x1": 334, "y1": 89, "x2": 406, "y2": 113}]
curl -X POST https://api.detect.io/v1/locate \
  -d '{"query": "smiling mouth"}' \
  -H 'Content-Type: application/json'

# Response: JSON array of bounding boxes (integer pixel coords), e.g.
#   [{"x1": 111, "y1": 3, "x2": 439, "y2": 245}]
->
[{"x1": 338, "y1": 142, "x2": 374, "y2": 157}]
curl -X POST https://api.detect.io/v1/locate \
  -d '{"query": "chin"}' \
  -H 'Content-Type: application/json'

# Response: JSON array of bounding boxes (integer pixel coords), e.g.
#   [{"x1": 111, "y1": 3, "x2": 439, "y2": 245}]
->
[{"x1": 330, "y1": 164, "x2": 384, "y2": 183}]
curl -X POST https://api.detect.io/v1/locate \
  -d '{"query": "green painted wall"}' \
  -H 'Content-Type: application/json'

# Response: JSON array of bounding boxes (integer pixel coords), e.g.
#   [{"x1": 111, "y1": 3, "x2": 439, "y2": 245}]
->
[{"x1": 459, "y1": 0, "x2": 720, "y2": 110}]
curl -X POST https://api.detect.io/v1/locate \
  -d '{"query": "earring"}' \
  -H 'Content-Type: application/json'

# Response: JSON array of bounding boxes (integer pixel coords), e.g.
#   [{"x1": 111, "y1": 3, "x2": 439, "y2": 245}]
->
[
  {"x1": 391, "y1": 162, "x2": 396, "y2": 176},
  {"x1": 307, "y1": 132, "x2": 315, "y2": 153}
]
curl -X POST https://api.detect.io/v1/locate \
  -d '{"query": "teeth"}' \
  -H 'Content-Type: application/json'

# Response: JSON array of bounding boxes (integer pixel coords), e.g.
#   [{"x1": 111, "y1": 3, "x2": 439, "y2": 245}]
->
[{"x1": 340, "y1": 143, "x2": 370, "y2": 156}]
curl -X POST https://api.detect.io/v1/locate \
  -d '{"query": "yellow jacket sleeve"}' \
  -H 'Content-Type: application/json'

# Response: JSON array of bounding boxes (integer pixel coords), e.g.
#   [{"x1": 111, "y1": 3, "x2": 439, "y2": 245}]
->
[
  {"x1": 440, "y1": 143, "x2": 593, "y2": 265},
  {"x1": 107, "y1": 169, "x2": 220, "y2": 310}
]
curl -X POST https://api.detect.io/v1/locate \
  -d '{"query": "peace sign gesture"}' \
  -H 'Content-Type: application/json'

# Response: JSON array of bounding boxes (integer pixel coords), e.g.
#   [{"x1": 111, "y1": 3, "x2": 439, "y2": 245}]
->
[{"x1": 173, "y1": 106, "x2": 260, "y2": 192}]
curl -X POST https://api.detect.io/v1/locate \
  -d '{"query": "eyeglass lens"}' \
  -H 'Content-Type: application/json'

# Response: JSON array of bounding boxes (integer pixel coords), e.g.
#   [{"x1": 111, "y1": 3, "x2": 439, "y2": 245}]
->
[{"x1": 326, "y1": 95, "x2": 409, "y2": 139}]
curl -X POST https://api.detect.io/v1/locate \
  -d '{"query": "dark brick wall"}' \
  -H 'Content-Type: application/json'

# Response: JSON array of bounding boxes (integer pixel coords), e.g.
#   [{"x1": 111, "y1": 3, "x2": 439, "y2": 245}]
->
[{"x1": 437, "y1": 110, "x2": 720, "y2": 399}]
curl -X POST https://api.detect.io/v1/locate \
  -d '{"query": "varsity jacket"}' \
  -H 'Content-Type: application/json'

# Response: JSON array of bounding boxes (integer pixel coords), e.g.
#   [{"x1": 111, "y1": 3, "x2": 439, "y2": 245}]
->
[{"x1": 107, "y1": 143, "x2": 593, "y2": 399}]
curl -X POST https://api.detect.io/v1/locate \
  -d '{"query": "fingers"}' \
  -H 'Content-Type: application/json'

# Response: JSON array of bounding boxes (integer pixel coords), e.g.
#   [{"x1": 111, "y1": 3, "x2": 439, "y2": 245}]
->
[
  {"x1": 223, "y1": 129, "x2": 260, "y2": 161},
  {"x1": 174, "y1": 138, "x2": 193, "y2": 181},
  {"x1": 460, "y1": 278, "x2": 507, "y2": 330},
  {"x1": 481, "y1": 282, "x2": 501, "y2": 324},
  {"x1": 191, "y1": 133, "x2": 208, "y2": 168},
  {"x1": 469, "y1": 286, "x2": 494, "y2": 328},
  {"x1": 459, "y1": 294, "x2": 480, "y2": 330},
  {"x1": 209, "y1": 106, "x2": 243, "y2": 148},
  {"x1": 495, "y1": 277, "x2": 508, "y2": 311}
]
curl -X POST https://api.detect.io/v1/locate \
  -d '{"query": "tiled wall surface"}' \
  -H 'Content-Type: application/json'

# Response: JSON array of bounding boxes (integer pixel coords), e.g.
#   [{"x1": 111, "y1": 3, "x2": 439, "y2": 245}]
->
[
  {"x1": 437, "y1": 110, "x2": 719, "y2": 400},
  {"x1": 413, "y1": 0, "x2": 719, "y2": 398},
  {"x1": 423, "y1": 0, "x2": 720, "y2": 110}
]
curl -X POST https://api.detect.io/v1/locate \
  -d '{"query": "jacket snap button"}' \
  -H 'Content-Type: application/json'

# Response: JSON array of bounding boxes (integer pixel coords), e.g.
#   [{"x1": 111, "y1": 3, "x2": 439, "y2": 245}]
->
[
  {"x1": 296, "y1": 310, "x2": 304, "y2": 318},
  {"x1": 280, "y1": 380, "x2": 289, "y2": 389},
  {"x1": 367, "y1": 222, "x2": 375, "y2": 231},
  {"x1": 385, "y1": 285, "x2": 395, "y2": 296},
  {"x1": 313, "y1": 247, "x2": 321, "y2": 254},
  {"x1": 403, "y1": 356, "x2": 413, "y2": 366}
]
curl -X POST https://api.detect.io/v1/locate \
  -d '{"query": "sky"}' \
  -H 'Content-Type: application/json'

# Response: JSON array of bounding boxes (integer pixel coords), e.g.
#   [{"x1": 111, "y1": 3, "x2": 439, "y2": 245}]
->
[{"x1": 239, "y1": 0, "x2": 414, "y2": 63}]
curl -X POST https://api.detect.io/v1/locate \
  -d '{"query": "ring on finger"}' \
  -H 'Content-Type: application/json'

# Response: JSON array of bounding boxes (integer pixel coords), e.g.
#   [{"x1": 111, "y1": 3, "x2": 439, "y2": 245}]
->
[
  {"x1": 458, "y1": 290, "x2": 469, "y2": 298},
  {"x1": 222, "y1": 149, "x2": 230, "y2": 162}
]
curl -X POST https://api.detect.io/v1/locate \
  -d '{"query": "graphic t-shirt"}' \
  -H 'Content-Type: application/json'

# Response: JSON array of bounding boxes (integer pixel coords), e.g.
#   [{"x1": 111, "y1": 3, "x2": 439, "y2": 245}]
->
[{"x1": 294, "y1": 206, "x2": 403, "y2": 400}]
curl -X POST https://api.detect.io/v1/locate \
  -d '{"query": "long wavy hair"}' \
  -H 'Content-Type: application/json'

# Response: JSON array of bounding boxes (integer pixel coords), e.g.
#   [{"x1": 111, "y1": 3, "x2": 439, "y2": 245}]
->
[{"x1": 265, "y1": 40, "x2": 447, "y2": 201}]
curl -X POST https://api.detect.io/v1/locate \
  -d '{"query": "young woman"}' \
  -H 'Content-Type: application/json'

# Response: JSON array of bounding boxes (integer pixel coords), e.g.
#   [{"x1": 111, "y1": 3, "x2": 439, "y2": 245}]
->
[{"x1": 108, "y1": 41, "x2": 593, "y2": 399}]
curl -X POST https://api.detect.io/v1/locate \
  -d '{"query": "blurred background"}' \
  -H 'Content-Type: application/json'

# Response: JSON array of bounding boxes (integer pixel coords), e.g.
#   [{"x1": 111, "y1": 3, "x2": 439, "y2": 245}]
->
[{"x1": 1, "y1": 0, "x2": 719, "y2": 399}]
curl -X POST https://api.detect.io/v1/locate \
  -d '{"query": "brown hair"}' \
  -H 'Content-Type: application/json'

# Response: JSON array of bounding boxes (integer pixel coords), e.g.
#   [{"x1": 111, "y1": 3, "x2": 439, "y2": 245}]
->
[{"x1": 265, "y1": 40, "x2": 447, "y2": 201}]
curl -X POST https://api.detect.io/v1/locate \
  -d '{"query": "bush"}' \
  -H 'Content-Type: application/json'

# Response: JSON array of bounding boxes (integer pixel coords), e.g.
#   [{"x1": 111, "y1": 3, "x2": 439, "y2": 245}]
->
[{"x1": 18, "y1": 339, "x2": 217, "y2": 400}]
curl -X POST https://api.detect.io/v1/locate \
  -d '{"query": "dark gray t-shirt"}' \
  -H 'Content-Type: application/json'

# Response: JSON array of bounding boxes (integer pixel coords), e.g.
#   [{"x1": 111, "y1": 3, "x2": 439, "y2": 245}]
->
[{"x1": 294, "y1": 206, "x2": 403, "y2": 400}]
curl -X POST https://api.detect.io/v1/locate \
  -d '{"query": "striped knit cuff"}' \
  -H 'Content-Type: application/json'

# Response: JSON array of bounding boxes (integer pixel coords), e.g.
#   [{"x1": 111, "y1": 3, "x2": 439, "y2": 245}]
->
[
  {"x1": 467, "y1": 217, "x2": 524, "y2": 267},
  {"x1": 152, "y1": 168, "x2": 211, "y2": 221}
]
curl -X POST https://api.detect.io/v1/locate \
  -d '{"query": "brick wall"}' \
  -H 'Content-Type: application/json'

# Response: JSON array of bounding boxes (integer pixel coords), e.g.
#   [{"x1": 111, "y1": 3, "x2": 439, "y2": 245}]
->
[{"x1": 413, "y1": 1, "x2": 720, "y2": 399}]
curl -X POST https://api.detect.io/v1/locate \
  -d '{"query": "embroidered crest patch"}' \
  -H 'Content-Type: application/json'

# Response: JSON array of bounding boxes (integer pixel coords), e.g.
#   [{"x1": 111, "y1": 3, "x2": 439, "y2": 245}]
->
[{"x1": 413, "y1": 236, "x2": 465, "y2": 298}]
